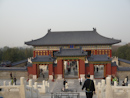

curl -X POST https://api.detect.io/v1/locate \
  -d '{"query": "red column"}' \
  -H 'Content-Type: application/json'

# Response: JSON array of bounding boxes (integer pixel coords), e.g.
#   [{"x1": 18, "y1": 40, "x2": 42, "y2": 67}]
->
[
  {"x1": 110, "y1": 49, "x2": 112, "y2": 57},
  {"x1": 89, "y1": 63, "x2": 94, "y2": 75},
  {"x1": 79, "y1": 59, "x2": 85, "y2": 74},
  {"x1": 106, "y1": 63, "x2": 111, "y2": 75},
  {"x1": 49, "y1": 64, "x2": 53, "y2": 75},
  {"x1": 57, "y1": 59, "x2": 63, "y2": 74},
  {"x1": 33, "y1": 51, "x2": 35, "y2": 57},
  {"x1": 95, "y1": 50, "x2": 97, "y2": 55}
]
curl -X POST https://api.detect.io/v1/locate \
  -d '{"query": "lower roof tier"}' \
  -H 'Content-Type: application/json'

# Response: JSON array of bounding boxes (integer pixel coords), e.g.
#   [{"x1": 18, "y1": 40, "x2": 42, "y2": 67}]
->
[{"x1": 54, "y1": 48, "x2": 87, "y2": 57}]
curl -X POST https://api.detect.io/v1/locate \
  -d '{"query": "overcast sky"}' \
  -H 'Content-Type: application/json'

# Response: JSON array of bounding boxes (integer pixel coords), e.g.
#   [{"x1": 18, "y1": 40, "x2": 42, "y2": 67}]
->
[{"x1": 0, "y1": 0, "x2": 130, "y2": 47}]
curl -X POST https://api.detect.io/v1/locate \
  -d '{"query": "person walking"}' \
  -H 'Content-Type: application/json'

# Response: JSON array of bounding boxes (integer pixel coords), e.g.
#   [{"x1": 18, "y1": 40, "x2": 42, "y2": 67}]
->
[
  {"x1": 42, "y1": 72, "x2": 45, "y2": 78},
  {"x1": 82, "y1": 74, "x2": 95, "y2": 98},
  {"x1": 79, "y1": 77, "x2": 82, "y2": 86},
  {"x1": 10, "y1": 72, "x2": 12, "y2": 79},
  {"x1": 122, "y1": 81, "x2": 125, "y2": 86},
  {"x1": 63, "y1": 79, "x2": 67, "y2": 89},
  {"x1": 14, "y1": 77, "x2": 17, "y2": 85},
  {"x1": 11, "y1": 78, "x2": 14, "y2": 85},
  {"x1": 96, "y1": 67, "x2": 98, "y2": 73},
  {"x1": 65, "y1": 82, "x2": 68, "y2": 90}
]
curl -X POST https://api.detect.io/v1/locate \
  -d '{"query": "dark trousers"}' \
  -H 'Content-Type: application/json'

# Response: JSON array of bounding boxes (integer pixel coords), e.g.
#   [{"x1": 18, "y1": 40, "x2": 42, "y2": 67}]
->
[
  {"x1": 80, "y1": 81, "x2": 82, "y2": 85},
  {"x1": 86, "y1": 92, "x2": 93, "y2": 98},
  {"x1": 14, "y1": 81, "x2": 16, "y2": 85}
]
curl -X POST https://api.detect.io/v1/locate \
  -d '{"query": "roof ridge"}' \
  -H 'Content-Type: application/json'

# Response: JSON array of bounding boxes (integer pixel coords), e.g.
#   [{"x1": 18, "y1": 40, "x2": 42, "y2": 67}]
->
[{"x1": 50, "y1": 30, "x2": 94, "y2": 33}]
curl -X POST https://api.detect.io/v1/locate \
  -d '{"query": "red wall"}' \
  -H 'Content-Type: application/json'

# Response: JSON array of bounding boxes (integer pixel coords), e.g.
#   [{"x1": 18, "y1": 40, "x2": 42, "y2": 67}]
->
[
  {"x1": 57, "y1": 60, "x2": 63, "y2": 74},
  {"x1": 111, "y1": 66, "x2": 117, "y2": 75},
  {"x1": 85, "y1": 66, "x2": 90, "y2": 75},
  {"x1": 54, "y1": 66, "x2": 57, "y2": 74},
  {"x1": 49, "y1": 64, "x2": 53, "y2": 75},
  {"x1": 106, "y1": 63, "x2": 111, "y2": 75},
  {"x1": 89, "y1": 63, "x2": 94, "y2": 75},
  {"x1": 27, "y1": 64, "x2": 37, "y2": 75},
  {"x1": 79, "y1": 59, "x2": 85, "y2": 74}
]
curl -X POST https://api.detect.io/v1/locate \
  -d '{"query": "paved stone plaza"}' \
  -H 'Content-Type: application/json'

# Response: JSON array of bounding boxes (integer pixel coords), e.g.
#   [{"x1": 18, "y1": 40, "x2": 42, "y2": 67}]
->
[
  {"x1": 0, "y1": 77, "x2": 130, "y2": 98},
  {"x1": 0, "y1": 78, "x2": 97, "y2": 98}
]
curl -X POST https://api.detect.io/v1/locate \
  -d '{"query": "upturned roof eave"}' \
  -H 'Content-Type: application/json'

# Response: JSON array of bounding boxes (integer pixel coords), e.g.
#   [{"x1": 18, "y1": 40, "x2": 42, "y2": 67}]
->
[{"x1": 25, "y1": 40, "x2": 121, "y2": 46}]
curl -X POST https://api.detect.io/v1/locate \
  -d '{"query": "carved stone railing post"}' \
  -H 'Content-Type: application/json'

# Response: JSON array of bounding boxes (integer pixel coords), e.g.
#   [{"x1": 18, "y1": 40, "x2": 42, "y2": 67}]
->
[
  {"x1": 45, "y1": 81, "x2": 48, "y2": 93},
  {"x1": 94, "y1": 80, "x2": 97, "y2": 93},
  {"x1": 128, "y1": 84, "x2": 130, "y2": 98},
  {"x1": 29, "y1": 79, "x2": 33, "y2": 97},
  {"x1": 97, "y1": 82, "x2": 101, "y2": 98},
  {"x1": 106, "y1": 77, "x2": 113, "y2": 98},
  {"x1": 3, "y1": 81, "x2": 6, "y2": 86},
  {"x1": 20, "y1": 77, "x2": 26, "y2": 98},
  {"x1": 101, "y1": 79, "x2": 105, "y2": 98},
  {"x1": 9, "y1": 82, "x2": 11, "y2": 86},
  {"x1": 42, "y1": 80, "x2": 46, "y2": 93},
  {"x1": 47, "y1": 82, "x2": 50, "y2": 93},
  {"x1": 34, "y1": 82, "x2": 39, "y2": 98}
]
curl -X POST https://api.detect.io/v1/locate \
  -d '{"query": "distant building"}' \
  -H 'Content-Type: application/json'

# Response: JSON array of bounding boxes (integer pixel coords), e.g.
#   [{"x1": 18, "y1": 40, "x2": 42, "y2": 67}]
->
[
  {"x1": 25, "y1": 28, "x2": 121, "y2": 79},
  {"x1": 0, "y1": 61, "x2": 11, "y2": 67}
]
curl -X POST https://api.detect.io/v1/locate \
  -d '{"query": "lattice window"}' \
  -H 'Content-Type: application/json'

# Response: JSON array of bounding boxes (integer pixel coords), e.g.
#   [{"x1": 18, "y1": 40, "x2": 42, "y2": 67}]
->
[
  {"x1": 99, "y1": 50, "x2": 101, "y2": 55},
  {"x1": 97, "y1": 50, "x2": 99, "y2": 55},
  {"x1": 38, "y1": 51, "x2": 39, "y2": 55},
  {"x1": 43, "y1": 51, "x2": 45, "y2": 55},
  {"x1": 102, "y1": 50, "x2": 104, "y2": 55},
  {"x1": 105, "y1": 50, "x2": 107, "y2": 54},
  {"x1": 93, "y1": 50, "x2": 95, "y2": 55}
]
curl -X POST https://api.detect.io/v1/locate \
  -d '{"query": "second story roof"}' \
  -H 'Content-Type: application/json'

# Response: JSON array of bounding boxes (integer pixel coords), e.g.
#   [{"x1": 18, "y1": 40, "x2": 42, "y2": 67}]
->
[{"x1": 54, "y1": 48, "x2": 87, "y2": 57}]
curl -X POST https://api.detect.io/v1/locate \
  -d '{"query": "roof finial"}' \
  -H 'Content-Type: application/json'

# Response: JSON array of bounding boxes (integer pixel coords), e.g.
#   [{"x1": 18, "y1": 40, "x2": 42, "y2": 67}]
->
[
  {"x1": 93, "y1": 28, "x2": 96, "y2": 32},
  {"x1": 48, "y1": 29, "x2": 51, "y2": 33}
]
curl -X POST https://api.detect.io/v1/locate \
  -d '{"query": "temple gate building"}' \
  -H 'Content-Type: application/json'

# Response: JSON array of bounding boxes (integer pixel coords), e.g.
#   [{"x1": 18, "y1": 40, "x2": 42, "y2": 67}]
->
[{"x1": 25, "y1": 28, "x2": 121, "y2": 79}]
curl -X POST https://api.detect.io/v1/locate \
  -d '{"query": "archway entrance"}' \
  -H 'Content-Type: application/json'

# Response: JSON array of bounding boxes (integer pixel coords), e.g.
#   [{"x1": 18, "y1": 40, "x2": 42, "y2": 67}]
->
[
  {"x1": 94, "y1": 65, "x2": 104, "y2": 78},
  {"x1": 39, "y1": 65, "x2": 49, "y2": 80},
  {"x1": 63, "y1": 60, "x2": 79, "y2": 78}
]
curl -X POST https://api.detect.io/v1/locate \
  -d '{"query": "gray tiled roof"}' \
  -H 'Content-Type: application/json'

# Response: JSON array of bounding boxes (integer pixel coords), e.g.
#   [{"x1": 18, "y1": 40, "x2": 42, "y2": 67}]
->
[
  {"x1": 1, "y1": 61, "x2": 11, "y2": 65},
  {"x1": 0, "y1": 67, "x2": 27, "y2": 71},
  {"x1": 117, "y1": 67, "x2": 130, "y2": 71},
  {"x1": 25, "y1": 29, "x2": 121, "y2": 46},
  {"x1": 88, "y1": 55, "x2": 111, "y2": 62},
  {"x1": 32, "y1": 55, "x2": 54, "y2": 62},
  {"x1": 118, "y1": 58, "x2": 130, "y2": 64},
  {"x1": 54, "y1": 48, "x2": 87, "y2": 57},
  {"x1": 12, "y1": 59, "x2": 27, "y2": 66}
]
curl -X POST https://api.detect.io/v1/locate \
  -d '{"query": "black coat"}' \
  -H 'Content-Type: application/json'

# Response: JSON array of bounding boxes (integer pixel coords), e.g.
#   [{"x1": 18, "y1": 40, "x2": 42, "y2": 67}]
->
[
  {"x1": 82, "y1": 79, "x2": 95, "y2": 92},
  {"x1": 63, "y1": 80, "x2": 67, "y2": 86}
]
